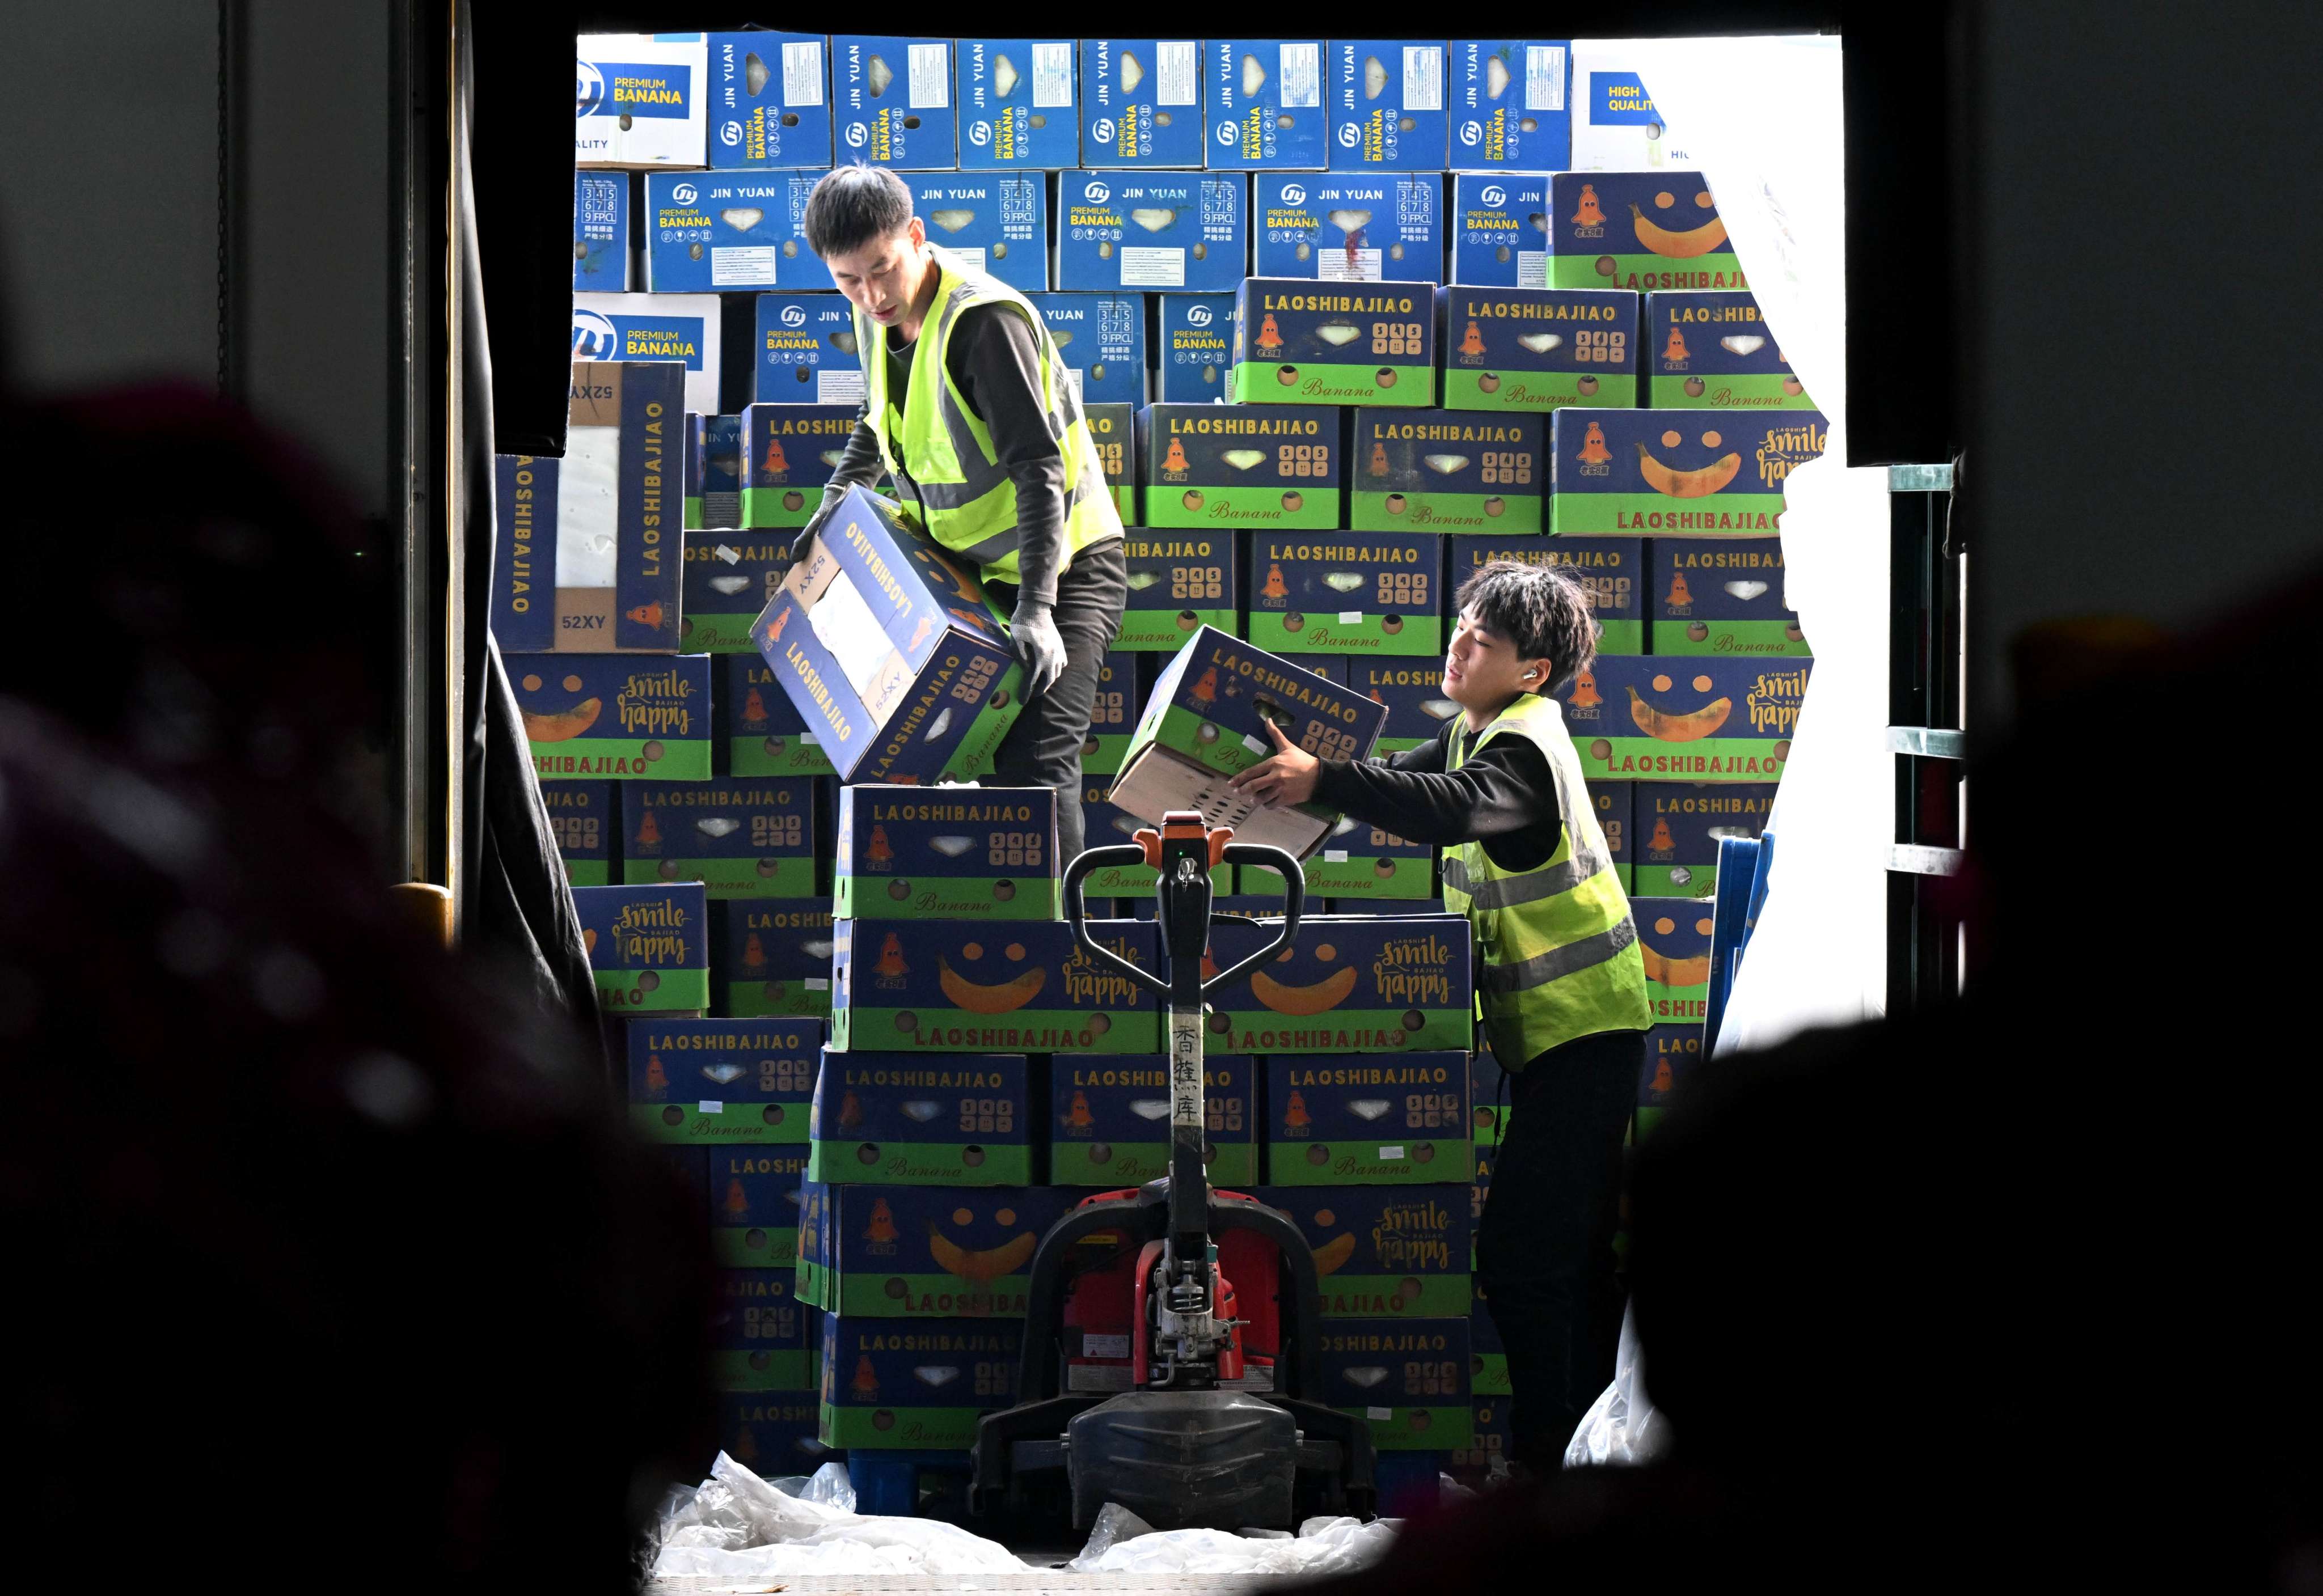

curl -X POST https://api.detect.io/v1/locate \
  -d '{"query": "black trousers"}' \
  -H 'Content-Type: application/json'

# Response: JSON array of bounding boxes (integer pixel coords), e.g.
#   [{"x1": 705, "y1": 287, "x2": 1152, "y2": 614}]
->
[
  {"x1": 984, "y1": 537, "x2": 1127, "y2": 865},
  {"x1": 1476, "y1": 1025, "x2": 1646, "y2": 1466}
]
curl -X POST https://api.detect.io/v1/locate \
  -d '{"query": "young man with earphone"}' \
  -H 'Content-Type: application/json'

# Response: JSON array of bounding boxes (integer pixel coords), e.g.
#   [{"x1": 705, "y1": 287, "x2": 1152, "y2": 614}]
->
[{"x1": 1231, "y1": 559, "x2": 1652, "y2": 1472}]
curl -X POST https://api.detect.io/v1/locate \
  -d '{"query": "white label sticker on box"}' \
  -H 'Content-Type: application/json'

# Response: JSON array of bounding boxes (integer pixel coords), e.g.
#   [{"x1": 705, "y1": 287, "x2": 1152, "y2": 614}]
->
[
  {"x1": 699, "y1": 1100, "x2": 725, "y2": 1114},
  {"x1": 809, "y1": 571, "x2": 898, "y2": 701},
  {"x1": 1324, "y1": 849, "x2": 1349, "y2": 862},
  {"x1": 711, "y1": 247, "x2": 779, "y2": 287},
  {"x1": 1380, "y1": 1145, "x2": 1405, "y2": 1159},
  {"x1": 800, "y1": 733, "x2": 820, "y2": 745},
  {"x1": 1280, "y1": 43, "x2": 1321, "y2": 108},
  {"x1": 1062, "y1": 367, "x2": 1084, "y2": 403},
  {"x1": 1517, "y1": 251, "x2": 1548, "y2": 289},
  {"x1": 1033, "y1": 42, "x2": 1074, "y2": 107},
  {"x1": 784, "y1": 41, "x2": 826, "y2": 105},
  {"x1": 556, "y1": 426, "x2": 621, "y2": 588},
  {"x1": 1338, "y1": 609, "x2": 1363, "y2": 624},
  {"x1": 1157, "y1": 41, "x2": 1199, "y2": 105},
  {"x1": 908, "y1": 43, "x2": 950, "y2": 108},
  {"x1": 713, "y1": 543, "x2": 743, "y2": 565},
  {"x1": 1526, "y1": 46, "x2": 1566, "y2": 112},
  {"x1": 947, "y1": 245, "x2": 987, "y2": 274},
  {"x1": 1366, "y1": 1406, "x2": 1392, "y2": 1420},
  {"x1": 1241, "y1": 733, "x2": 1270, "y2": 756},
  {"x1": 817, "y1": 371, "x2": 866, "y2": 406},
  {"x1": 805, "y1": 977, "x2": 829, "y2": 990},
  {"x1": 1404, "y1": 46, "x2": 1444, "y2": 111},
  {"x1": 1319, "y1": 249, "x2": 1383, "y2": 282},
  {"x1": 1120, "y1": 246, "x2": 1186, "y2": 288},
  {"x1": 1084, "y1": 1332, "x2": 1131, "y2": 1358}
]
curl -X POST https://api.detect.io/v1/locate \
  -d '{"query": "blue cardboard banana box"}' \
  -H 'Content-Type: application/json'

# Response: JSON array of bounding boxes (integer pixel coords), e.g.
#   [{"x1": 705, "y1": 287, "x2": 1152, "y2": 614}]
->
[
  {"x1": 1451, "y1": 41, "x2": 1572, "y2": 170},
  {"x1": 1158, "y1": 293, "x2": 1236, "y2": 400},
  {"x1": 1084, "y1": 651, "x2": 1139, "y2": 775},
  {"x1": 1082, "y1": 403, "x2": 1138, "y2": 526},
  {"x1": 1551, "y1": 408, "x2": 1829, "y2": 537},
  {"x1": 622, "y1": 777, "x2": 814, "y2": 898},
  {"x1": 751, "y1": 486, "x2": 1024, "y2": 784},
  {"x1": 1253, "y1": 1185, "x2": 1472, "y2": 1319},
  {"x1": 1452, "y1": 535, "x2": 1645, "y2": 655},
  {"x1": 683, "y1": 531, "x2": 789, "y2": 655},
  {"x1": 713, "y1": 900, "x2": 835, "y2": 1019},
  {"x1": 574, "y1": 172, "x2": 629, "y2": 291},
  {"x1": 1255, "y1": 173, "x2": 1442, "y2": 281},
  {"x1": 832, "y1": 37, "x2": 957, "y2": 169},
  {"x1": 806, "y1": 1048, "x2": 1033, "y2": 1184},
  {"x1": 1634, "y1": 782, "x2": 1777, "y2": 899},
  {"x1": 796, "y1": 1183, "x2": 1072, "y2": 1316},
  {"x1": 1555, "y1": 655, "x2": 1807, "y2": 782},
  {"x1": 1451, "y1": 1395, "x2": 1513, "y2": 1476},
  {"x1": 737, "y1": 403, "x2": 859, "y2": 528},
  {"x1": 512, "y1": 653, "x2": 712, "y2": 780},
  {"x1": 909, "y1": 177, "x2": 1049, "y2": 291},
  {"x1": 1438, "y1": 285, "x2": 1640, "y2": 414},
  {"x1": 630, "y1": 1016, "x2": 823, "y2": 1145},
  {"x1": 1450, "y1": 172, "x2": 1549, "y2": 289},
  {"x1": 1228, "y1": 280, "x2": 1436, "y2": 407},
  {"x1": 684, "y1": 414, "x2": 741, "y2": 532},
  {"x1": 1023, "y1": 294, "x2": 1146, "y2": 407},
  {"x1": 1590, "y1": 780, "x2": 1636, "y2": 891},
  {"x1": 833, "y1": 784, "x2": 1059, "y2": 921},
  {"x1": 1076, "y1": 776, "x2": 1232, "y2": 898},
  {"x1": 1469, "y1": 1144, "x2": 1491, "y2": 1268},
  {"x1": 1248, "y1": 531, "x2": 1445, "y2": 657},
  {"x1": 706, "y1": 30, "x2": 832, "y2": 169},
  {"x1": 644, "y1": 172, "x2": 791, "y2": 291},
  {"x1": 1638, "y1": 1022, "x2": 1702, "y2": 1130},
  {"x1": 1329, "y1": 42, "x2": 1450, "y2": 172},
  {"x1": 1264, "y1": 1052, "x2": 1474, "y2": 1183},
  {"x1": 712, "y1": 1147, "x2": 809, "y2": 1267},
  {"x1": 1651, "y1": 537, "x2": 1809, "y2": 657},
  {"x1": 573, "y1": 882, "x2": 709, "y2": 1014},
  {"x1": 1205, "y1": 40, "x2": 1328, "y2": 170},
  {"x1": 576, "y1": 32, "x2": 707, "y2": 170},
  {"x1": 1138, "y1": 403, "x2": 1345, "y2": 531},
  {"x1": 753, "y1": 297, "x2": 864, "y2": 406},
  {"x1": 719, "y1": 654, "x2": 836, "y2": 777},
  {"x1": 1646, "y1": 290, "x2": 1814, "y2": 410},
  {"x1": 1353, "y1": 412, "x2": 1545, "y2": 534},
  {"x1": 1116, "y1": 532, "x2": 1239, "y2": 649},
  {"x1": 491, "y1": 363, "x2": 686, "y2": 655},
  {"x1": 1203, "y1": 913, "x2": 1473, "y2": 1055},
  {"x1": 1080, "y1": 40, "x2": 1206, "y2": 168},
  {"x1": 571, "y1": 294, "x2": 721, "y2": 416},
  {"x1": 1055, "y1": 171, "x2": 1248, "y2": 291},
  {"x1": 1051, "y1": 1054, "x2": 1260, "y2": 1186},
  {"x1": 719, "y1": 1394, "x2": 827, "y2": 1478},
  {"x1": 540, "y1": 780, "x2": 615, "y2": 886},
  {"x1": 1236, "y1": 814, "x2": 1435, "y2": 901},
  {"x1": 1633, "y1": 898, "x2": 1716, "y2": 1025},
  {"x1": 957, "y1": 39, "x2": 1079, "y2": 167},
  {"x1": 816, "y1": 1314, "x2": 1022, "y2": 1450},
  {"x1": 1281, "y1": 653, "x2": 1444, "y2": 755},
  {"x1": 830, "y1": 921, "x2": 1160, "y2": 1056},
  {"x1": 1318, "y1": 1318, "x2": 1475, "y2": 1449},
  {"x1": 712, "y1": 1268, "x2": 812, "y2": 1390},
  {"x1": 1549, "y1": 171, "x2": 1746, "y2": 293}
]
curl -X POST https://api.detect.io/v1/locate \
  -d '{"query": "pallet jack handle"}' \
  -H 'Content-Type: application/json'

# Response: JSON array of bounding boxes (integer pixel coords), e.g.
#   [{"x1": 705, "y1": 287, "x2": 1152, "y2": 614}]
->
[{"x1": 1059, "y1": 820, "x2": 1306, "y2": 992}]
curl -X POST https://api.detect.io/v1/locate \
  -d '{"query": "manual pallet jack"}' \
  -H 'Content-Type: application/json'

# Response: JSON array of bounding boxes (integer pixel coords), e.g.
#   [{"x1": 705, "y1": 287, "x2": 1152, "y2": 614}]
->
[{"x1": 972, "y1": 812, "x2": 1376, "y2": 1531}]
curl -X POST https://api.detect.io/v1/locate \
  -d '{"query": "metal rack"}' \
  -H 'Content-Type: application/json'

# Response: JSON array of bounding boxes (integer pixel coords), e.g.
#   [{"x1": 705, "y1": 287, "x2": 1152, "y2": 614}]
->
[{"x1": 1885, "y1": 462, "x2": 1965, "y2": 1014}]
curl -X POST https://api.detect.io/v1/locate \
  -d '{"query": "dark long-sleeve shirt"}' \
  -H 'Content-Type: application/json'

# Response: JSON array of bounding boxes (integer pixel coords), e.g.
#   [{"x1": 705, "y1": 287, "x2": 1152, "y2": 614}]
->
[{"x1": 1311, "y1": 714, "x2": 1564, "y2": 874}]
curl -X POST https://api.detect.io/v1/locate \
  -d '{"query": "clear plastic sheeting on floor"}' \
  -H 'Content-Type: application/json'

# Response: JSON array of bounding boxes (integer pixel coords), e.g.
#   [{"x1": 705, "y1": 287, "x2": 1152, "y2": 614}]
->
[
  {"x1": 1067, "y1": 1503, "x2": 1397, "y2": 1577},
  {"x1": 1565, "y1": 1303, "x2": 1666, "y2": 1468}
]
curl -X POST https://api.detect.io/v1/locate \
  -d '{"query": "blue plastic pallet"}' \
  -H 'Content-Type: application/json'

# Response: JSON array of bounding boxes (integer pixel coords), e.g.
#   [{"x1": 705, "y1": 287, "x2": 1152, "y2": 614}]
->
[{"x1": 846, "y1": 1448, "x2": 975, "y2": 1517}]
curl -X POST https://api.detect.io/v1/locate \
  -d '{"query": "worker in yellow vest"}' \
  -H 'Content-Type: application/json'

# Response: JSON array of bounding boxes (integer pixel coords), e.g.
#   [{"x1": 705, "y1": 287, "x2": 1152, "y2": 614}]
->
[
  {"x1": 792, "y1": 166, "x2": 1126, "y2": 858},
  {"x1": 1231, "y1": 560, "x2": 1652, "y2": 1470}
]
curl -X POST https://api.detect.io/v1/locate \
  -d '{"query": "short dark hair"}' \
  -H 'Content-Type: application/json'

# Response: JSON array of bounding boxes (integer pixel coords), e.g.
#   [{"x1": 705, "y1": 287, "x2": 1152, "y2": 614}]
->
[
  {"x1": 1455, "y1": 559, "x2": 1599, "y2": 694},
  {"x1": 801, "y1": 164, "x2": 914, "y2": 259}
]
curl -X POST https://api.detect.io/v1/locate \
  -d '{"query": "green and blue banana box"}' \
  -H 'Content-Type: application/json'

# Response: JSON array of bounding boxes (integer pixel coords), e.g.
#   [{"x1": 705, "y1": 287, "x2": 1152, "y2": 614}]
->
[
  {"x1": 1451, "y1": 1395, "x2": 1513, "y2": 1476},
  {"x1": 833, "y1": 784, "x2": 1058, "y2": 920},
  {"x1": 1158, "y1": 293, "x2": 1236, "y2": 400},
  {"x1": 817, "y1": 1313, "x2": 1023, "y2": 1450},
  {"x1": 738, "y1": 403, "x2": 859, "y2": 528},
  {"x1": 1084, "y1": 652, "x2": 1139, "y2": 775},
  {"x1": 573, "y1": 882, "x2": 709, "y2": 1014},
  {"x1": 1634, "y1": 782, "x2": 1777, "y2": 899},
  {"x1": 1590, "y1": 780, "x2": 1636, "y2": 891},
  {"x1": 513, "y1": 653, "x2": 712, "y2": 780},
  {"x1": 622, "y1": 777, "x2": 814, "y2": 898},
  {"x1": 1253, "y1": 173, "x2": 1443, "y2": 279},
  {"x1": 831, "y1": 37, "x2": 956, "y2": 168},
  {"x1": 1281, "y1": 653, "x2": 1448, "y2": 755},
  {"x1": 1248, "y1": 531, "x2": 1445, "y2": 657},
  {"x1": 1556, "y1": 656, "x2": 1807, "y2": 781},
  {"x1": 1023, "y1": 296, "x2": 1144, "y2": 407},
  {"x1": 718, "y1": 1395, "x2": 826, "y2": 1479},
  {"x1": 830, "y1": 921, "x2": 1159, "y2": 1055},
  {"x1": 1651, "y1": 537, "x2": 1809, "y2": 657},
  {"x1": 1080, "y1": 41, "x2": 1207, "y2": 170},
  {"x1": 1469, "y1": 1145, "x2": 1491, "y2": 1268},
  {"x1": 1055, "y1": 171, "x2": 1247, "y2": 291},
  {"x1": 1450, "y1": 172, "x2": 1548, "y2": 289},
  {"x1": 1236, "y1": 815, "x2": 1435, "y2": 902},
  {"x1": 1551, "y1": 408, "x2": 1828, "y2": 536},
  {"x1": 1452, "y1": 535, "x2": 1645, "y2": 655},
  {"x1": 1637, "y1": 1022, "x2": 1703, "y2": 1134},
  {"x1": 1451, "y1": 41, "x2": 1572, "y2": 172},
  {"x1": 752, "y1": 486, "x2": 1023, "y2": 784},
  {"x1": 957, "y1": 38, "x2": 1080, "y2": 168},
  {"x1": 1051, "y1": 1055, "x2": 1259, "y2": 1186},
  {"x1": 719, "y1": 654, "x2": 837, "y2": 778},
  {"x1": 712, "y1": 1268, "x2": 812, "y2": 1391},
  {"x1": 712, "y1": 1148, "x2": 809, "y2": 1268},
  {"x1": 628, "y1": 1016, "x2": 823, "y2": 1144},
  {"x1": 683, "y1": 413, "x2": 741, "y2": 531},
  {"x1": 712, "y1": 900, "x2": 835, "y2": 1019},
  {"x1": 1206, "y1": 40, "x2": 1328, "y2": 170},
  {"x1": 1116, "y1": 532, "x2": 1239, "y2": 649},
  {"x1": 1329, "y1": 41, "x2": 1449, "y2": 171},
  {"x1": 907, "y1": 175, "x2": 1049, "y2": 291},
  {"x1": 1138, "y1": 404, "x2": 1344, "y2": 531},
  {"x1": 707, "y1": 29, "x2": 833, "y2": 169},
  {"x1": 1633, "y1": 897, "x2": 1716, "y2": 1025},
  {"x1": 1076, "y1": 777, "x2": 1232, "y2": 898},
  {"x1": 796, "y1": 1182, "x2": 1072, "y2": 1316},
  {"x1": 1319, "y1": 1318, "x2": 1473, "y2": 1449},
  {"x1": 753, "y1": 297, "x2": 862, "y2": 406},
  {"x1": 1351, "y1": 411, "x2": 1544, "y2": 534},
  {"x1": 1254, "y1": 1184, "x2": 1473, "y2": 1319},
  {"x1": 1438, "y1": 286, "x2": 1640, "y2": 413},
  {"x1": 806, "y1": 1049, "x2": 1033, "y2": 1185},
  {"x1": 1646, "y1": 291, "x2": 1814, "y2": 409},
  {"x1": 1264, "y1": 1052, "x2": 1473, "y2": 1183},
  {"x1": 1203, "y1": 913, "x2": 1473, "y2": 1055},
  {"x1": 1083, "y1": 403, "x2": 1138, "y2": 524},
  {"x1": 683, "y1": 531, "x2": 789, "y2": 654},
  {"x1": 540, "y1": 780, "x2": 615, "y2": 885},
  {"x1": 1228, "y1": 279, "x2": 1436, "y2": 406},
  {"x1": 574, "y1": 171, "x2": 628, "y2": 292},
  {"x1": 1549, "y1": 171, "x2": 1746, "y2": 293}
]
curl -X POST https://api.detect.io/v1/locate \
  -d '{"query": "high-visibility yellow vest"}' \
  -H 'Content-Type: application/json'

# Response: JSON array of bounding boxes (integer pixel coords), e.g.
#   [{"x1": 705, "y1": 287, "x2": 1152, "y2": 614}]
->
[
  {"x1": 854, "y1": 249, "x2": 1122, "y2": 584},
  {"x1": 1440, "y1": 693, "x2": 1651, "y2": 1067}
]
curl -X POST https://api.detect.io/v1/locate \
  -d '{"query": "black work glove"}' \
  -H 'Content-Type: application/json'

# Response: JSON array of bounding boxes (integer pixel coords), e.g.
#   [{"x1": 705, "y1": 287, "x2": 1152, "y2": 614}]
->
[{"x1": 787, "y1": 489, "x2": 846, "y2": 565}]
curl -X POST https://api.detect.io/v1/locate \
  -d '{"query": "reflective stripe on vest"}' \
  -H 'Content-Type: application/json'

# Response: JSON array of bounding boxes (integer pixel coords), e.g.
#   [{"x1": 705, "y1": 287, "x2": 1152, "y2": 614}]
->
[
  {"x1": 1442, "y1": 694, "x2": 1651, "y2": 1064},
  {"x1": 855, "y1": 250, "x2": 1122, "y2": 582}
]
